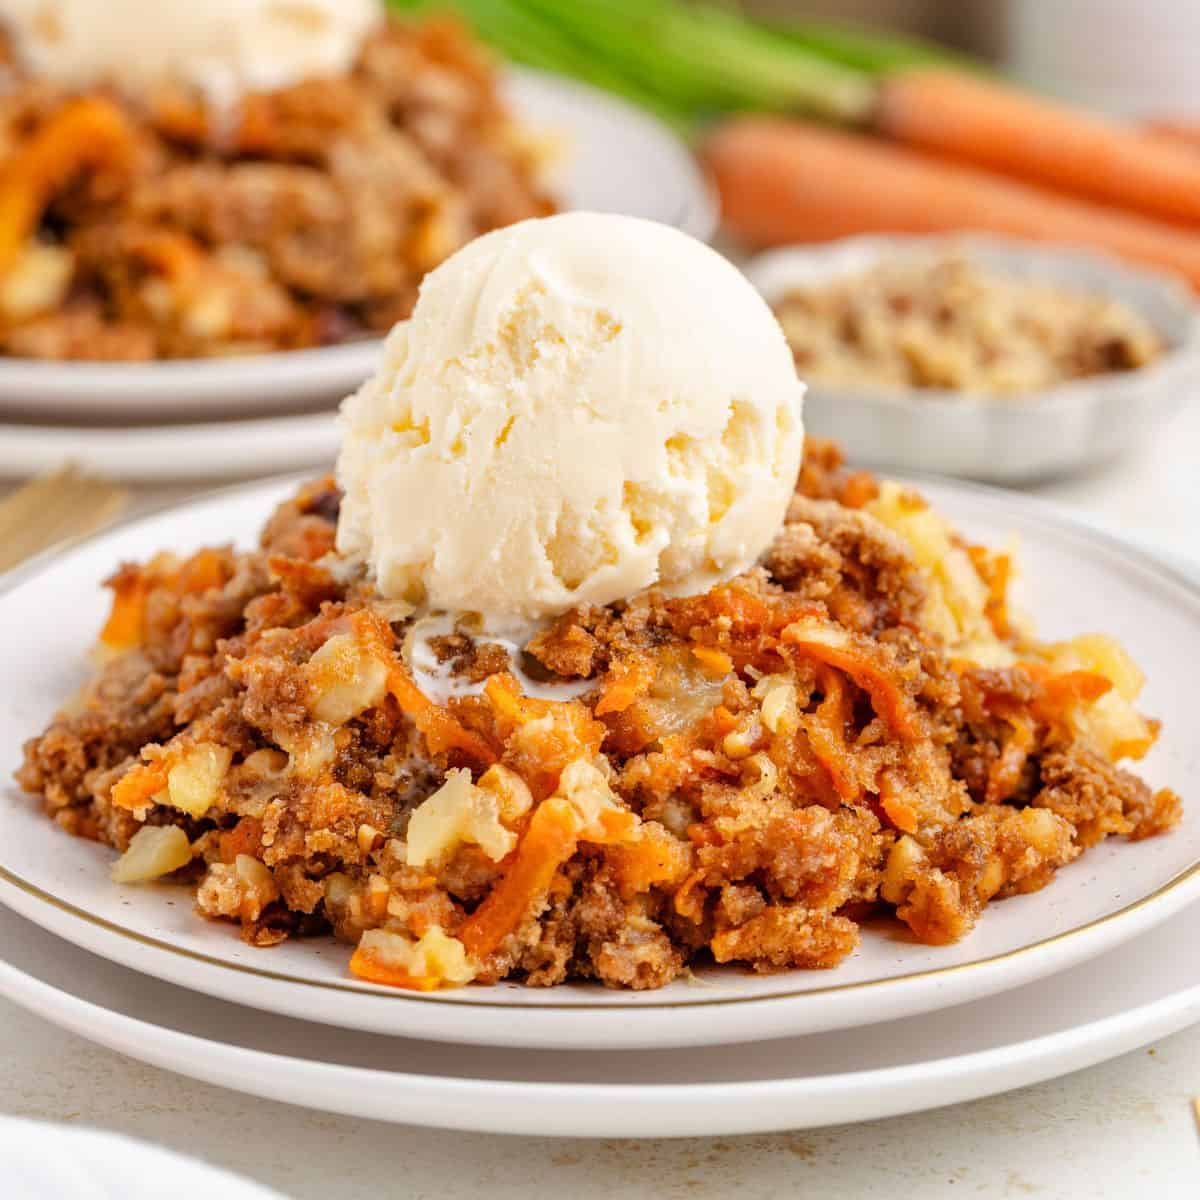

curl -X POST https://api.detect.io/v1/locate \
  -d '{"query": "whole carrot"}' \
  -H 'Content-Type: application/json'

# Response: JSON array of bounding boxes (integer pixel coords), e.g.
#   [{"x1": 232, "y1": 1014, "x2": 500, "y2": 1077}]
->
[
  {"x1": 876, "y1": 69, "x2": 1200, "y2": 228},
  {"x1": 703, "y1": 117, "x2": 1200, "y2": 290},
  {"x1": 1144, "y1": 121, "x2": 1200, "y2": 155}
]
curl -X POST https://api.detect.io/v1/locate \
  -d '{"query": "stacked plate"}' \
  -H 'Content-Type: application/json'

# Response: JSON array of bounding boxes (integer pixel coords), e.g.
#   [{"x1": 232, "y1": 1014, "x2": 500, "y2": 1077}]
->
[
  {"x1": 1, "y1": 473, "x2": 1198, "y2": 1137},
  {"x1": 0, "y1": 70, "x2": 717, "y2": 482}
]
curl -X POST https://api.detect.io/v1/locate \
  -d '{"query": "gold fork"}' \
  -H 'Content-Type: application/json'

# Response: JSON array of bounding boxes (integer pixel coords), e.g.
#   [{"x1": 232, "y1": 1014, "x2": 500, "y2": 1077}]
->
[{"x1": 0, "y1": 466, "x2": 129, "y2": 575}]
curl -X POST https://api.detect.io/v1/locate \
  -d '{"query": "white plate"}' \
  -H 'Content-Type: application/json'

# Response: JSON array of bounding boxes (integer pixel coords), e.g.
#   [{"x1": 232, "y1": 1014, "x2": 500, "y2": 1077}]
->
[
  {"x1": 0, "y1": 68, "x2": 715, "y2": 424},
  {"x1": 0, "y1": 409, "x2": 340, "y2": 481},
  {"x1": 746, "y1": 235, "x2": 1200, "y2": 484},
  {"x1": 0, "y1": 1114, "x2": 286, "y2": 1200},
  {"x1": 1, "y1": 476, "x2": 1198, "y2": 1049},
  {"x1": 1, "y1": 899, "x2": 1198, "y2": 1138}
]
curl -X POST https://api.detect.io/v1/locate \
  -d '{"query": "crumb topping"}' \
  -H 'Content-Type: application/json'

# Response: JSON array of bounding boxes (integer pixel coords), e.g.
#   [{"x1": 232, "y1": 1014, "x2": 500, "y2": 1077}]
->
[{"x1": 16, "y1": 440, "x2": 1180, "y2": 989}]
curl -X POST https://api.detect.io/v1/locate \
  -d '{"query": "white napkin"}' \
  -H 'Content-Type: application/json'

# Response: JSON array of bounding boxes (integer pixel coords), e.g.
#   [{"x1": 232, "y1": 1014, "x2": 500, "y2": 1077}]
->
[{"x1": 0, "y1": 1116, "x2": 287, "y2": 1200}]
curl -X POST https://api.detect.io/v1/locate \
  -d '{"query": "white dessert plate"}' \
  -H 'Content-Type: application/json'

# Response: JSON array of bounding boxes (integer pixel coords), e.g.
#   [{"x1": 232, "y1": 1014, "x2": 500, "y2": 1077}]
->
[
  {"x1": 0, "y1": 409, "x2": 340, "y2": 481},
  {"x1": 1, "y1": 476, "x2": 1198, "y2": 1050},
  {"x1": 0, "y1": 68, "x2": 716, "y2": 424},
  {"x1": 2, "y1": 899, "x2": 1199, "y2": 1138},
  {"x1": 0, "y1": 1113, "x2": 286, "y2": 1200},
  {"x1": 745, "y1": 235, "x2": 1200, "y2": 484}
]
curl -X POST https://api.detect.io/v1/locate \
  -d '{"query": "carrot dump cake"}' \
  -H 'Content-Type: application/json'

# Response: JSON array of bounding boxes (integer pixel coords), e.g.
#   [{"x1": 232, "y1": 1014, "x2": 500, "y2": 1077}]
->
[
  {"x1": 773, "y1": 253, "x2": 1164, "y2": 395},
  {"x1": 0, "y1": 1, "x2": 553, "y2": 360},
  {"x1": 17, "y1": 215, "x2": 1180, "y2": 991}
]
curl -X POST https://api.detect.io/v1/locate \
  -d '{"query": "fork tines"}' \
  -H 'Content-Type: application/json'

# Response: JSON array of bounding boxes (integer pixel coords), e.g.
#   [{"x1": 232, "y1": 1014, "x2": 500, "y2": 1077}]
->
[{"x1": 0, "y1": 465, "x2": 129, "y2": 575}]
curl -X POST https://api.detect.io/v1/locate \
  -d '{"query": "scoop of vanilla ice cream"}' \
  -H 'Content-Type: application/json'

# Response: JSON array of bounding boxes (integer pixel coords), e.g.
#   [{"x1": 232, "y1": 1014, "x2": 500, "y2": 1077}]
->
[
  {"x1": 336, "y1": 212, "x2": 805, "y2": 621},
  {"x1": 1, "y1": 0, "x2": 382, "y2": 101}
]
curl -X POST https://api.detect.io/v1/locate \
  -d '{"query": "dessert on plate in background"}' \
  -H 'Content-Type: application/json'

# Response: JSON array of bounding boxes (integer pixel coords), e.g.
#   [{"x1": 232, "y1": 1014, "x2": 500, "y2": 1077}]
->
[
  {"x1": 0, "y1": 0, "x2": 555, "y2": 361},
  {"x1": 771, "y1": 252, "x2": 1164, "y2": 396}
]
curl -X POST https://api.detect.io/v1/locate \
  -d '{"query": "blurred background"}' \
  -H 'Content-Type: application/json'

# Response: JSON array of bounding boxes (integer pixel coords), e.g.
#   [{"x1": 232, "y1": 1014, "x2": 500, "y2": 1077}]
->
[
  {"x1": 749, "y1": 0, "x2": 1004, "y2": 60},
  {"x1": 3, "y1": 0, "x2": 1200, "y2": 562},
  {"x1": 751, "y1": 0, "x2": 1198, "y2": 115}
]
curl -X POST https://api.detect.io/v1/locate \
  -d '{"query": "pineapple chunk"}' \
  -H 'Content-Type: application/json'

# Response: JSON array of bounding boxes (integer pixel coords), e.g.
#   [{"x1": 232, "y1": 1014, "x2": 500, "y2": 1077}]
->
[
  {"x1": 323, "y1": 871, "x2": 355, "y2": 910},
  {"x1": 476, "y1": 763, "x2": 533, "y2": 824},
  {"x1": 743, "y1": 752, "x2": 779, "y2": 800},
  {"x1": 405, "y1": 768, "x2": 516, "y2": 867},
  {"x1": 557, "y1": 759, "x2": 628, "y2": 839},
  {"x1": 754, "y1": 674, "x2": 799, "y2": 735},
  {"x1": 277, "y1": 726, "x2": 336, "y2": 779},
  {"x1": 1018, "y1": 806, "x2": 1066, "y2": 854},
  {"x1": 234, "y1": 853, "x2": 274, "y2": 888},
  {"x1": 867, "y1": 481, "x2": 1011, "y2": 664},
  {"x1": 1046, "y1": 634, "x2": 1154, "y2": 760},
  {"x1": 1050, "y1": 634, "x2": 1145, "y2": 702},
  {"x1": 307, "y1": 632, "x2": 390, "y2": 725},
  {"x1": 165, "y1": 743, "x2": 232, "y2": 818},
  {"x1": 880, "y1": 833, "x2": 925, "y2": 905},
  {"x1": 356, "y1": 926, "x2": 475, "y2": 986},
  {"x1": 0, "y1": 242, "x2": 73, "y2": 321},
  {"x1": 411, "y1": 927, "x2": 475, "y2": 985},
  {"x1": 111, "y1": 825, "x2": 193, "y2": 884},
  {"x1": 195, "y1": 856, "x2": 279, "y2": 922}
]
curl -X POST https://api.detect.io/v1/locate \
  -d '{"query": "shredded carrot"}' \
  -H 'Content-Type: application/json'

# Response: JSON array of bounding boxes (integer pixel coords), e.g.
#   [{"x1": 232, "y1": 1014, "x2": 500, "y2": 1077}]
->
[
  {"x1": 459, "y1": 796, "x2": 580, "y2": 960},
  {"x1": 595, "y1": 655, "x2": 657, "y2": 716},
  {"x1": 152, "y1": 92, "x2": 279, "y2": 155},
  {"x1": 484, "y1": 673, "x2": 607, "y2": 799},
  {"x1": 128, "y1": 229, "x2": 202, "y2": 281},
  {"x1": 782, "y1": 622, "x2": 921, "y2": 739},
  {"x1": 1037, "y1": 670, "x2": 1113, "y2": 711},
  {"x1": 673, "y1": 868, "x2": 708, "y2": 920},
  {"x1": 691, "y1": 646, "x2": 734, "y2": 679},
  {"x1": 99, "y1": 574, "x2": 149, "y2": 650},
  {"x1": 348, "y1": 946, "x2": 440, "y2": 992},
  {"x1": 388, "y1": 663, "x2": 497, "y2": 764},
  {"x1": 99, "y1": 550, "x2": 229, "y2": 651},
  {"x1": 1014, "y1": 662, "x2": 1113, "y2": 730},
  {"x1": 880, "y1": 794, "x2": 919, "y2": 834},
  {"x1": 987, "y1": 558, "x2": 1012, "y2": 640},
  {"x1": 803, "y1": 669, "x2": 859, "y2": 803},
  {"x1": 980, "y1": 663, "x2": 1123, "y2": 758},
  {"x1": 707, "y1": 705, "x2": 740, "y2": 738},
  {"x1": 110, "y1": 761, "x2": 168, "y2": 812},
  {"x1": 968, "y1": 546, "x2": 1013, "y2": 640},
  {"x1": 716, "y1": 588, "x2": 773, "y2": 630},
  {"x1": 218, "y1": 817, "x2": 263, "y2": 865},
  {"x1": 597, "y1": 807, "x2": 639, "y2": 843},
  {"x1": 985, "y1": 718, "x2": 1036, "y2": 805},
  {"x1": 0, "y1": 97, "x2": 136, "y2": 275},
  {"x1": 607, "y1": 826, "x2": 691, "y2": 899},
  {"x1": 351, "y1": 611, "x2": 495, "y2": 764},
  {"x1": 483, "y1": 673, "x2": 530, "y2": 724},
  {"x1": 173, "y1": 548, "x2": 228, "y2": 595},
  {"x1": 840, "y1": 470, "x2": 880, "y2": 510}
]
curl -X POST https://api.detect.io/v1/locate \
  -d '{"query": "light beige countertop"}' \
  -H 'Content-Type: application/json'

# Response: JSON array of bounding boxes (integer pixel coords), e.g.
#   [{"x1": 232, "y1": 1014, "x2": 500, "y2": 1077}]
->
[{"x1": 2, "y1": 992, "x2": 1198, "y2": 1198}]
